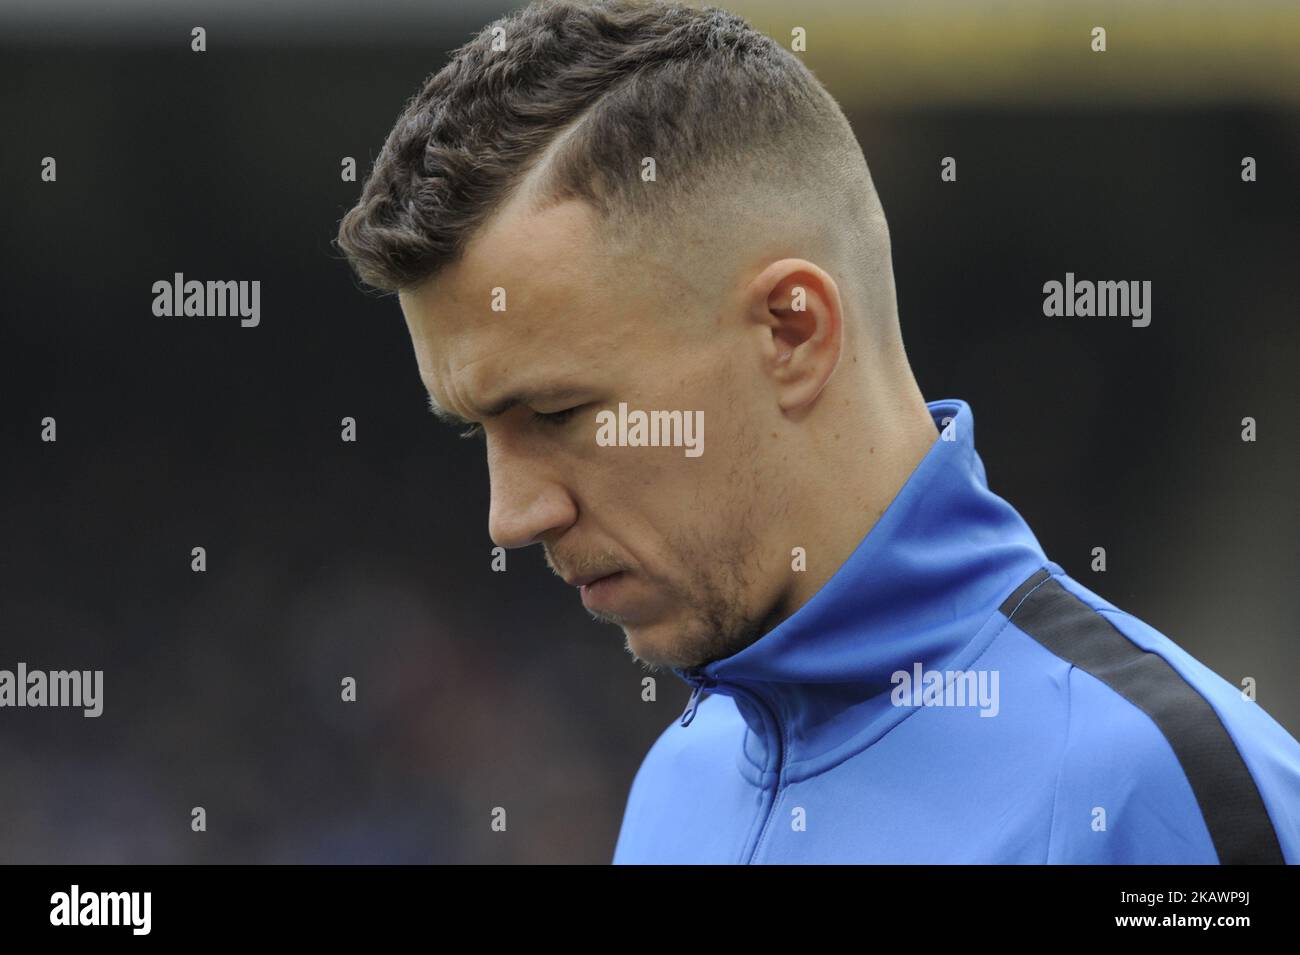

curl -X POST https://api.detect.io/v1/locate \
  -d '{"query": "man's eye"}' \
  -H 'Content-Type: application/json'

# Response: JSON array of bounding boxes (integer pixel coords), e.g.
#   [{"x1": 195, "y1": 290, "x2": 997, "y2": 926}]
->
[
  {"x1": 532, "y1": 406, "x2": 581, "y2": 426},
  {"x1": 457, "y1": 406, "x2": 579, "y2": 439}
]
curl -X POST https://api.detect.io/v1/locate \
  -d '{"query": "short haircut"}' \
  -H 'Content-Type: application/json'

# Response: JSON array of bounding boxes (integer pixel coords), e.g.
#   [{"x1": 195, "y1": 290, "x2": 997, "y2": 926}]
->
[{"x1": 335, "y1": 0, "x2": 895, "y2": 340}]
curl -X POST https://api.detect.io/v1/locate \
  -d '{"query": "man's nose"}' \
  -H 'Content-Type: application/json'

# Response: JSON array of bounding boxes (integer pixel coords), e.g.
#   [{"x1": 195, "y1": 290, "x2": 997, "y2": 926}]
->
[{"x1": 486, "y1": 446, "x2": 577, "y2": 549}]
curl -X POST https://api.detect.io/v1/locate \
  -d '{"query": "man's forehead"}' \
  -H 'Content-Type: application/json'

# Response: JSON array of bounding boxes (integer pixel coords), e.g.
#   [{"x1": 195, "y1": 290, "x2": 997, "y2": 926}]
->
[
  {"x1": 399, "y1": 212, "x2": 632, "y2": 418},
  {"x1": 400, "y1": 253, "x2": 614, "y2": 372},
  {"x1": 451, "y1": 196, "x2": 604, "y2": 297},
  {"x1": 404, "y1": 300, "x2": 588, "y2": 417},
  {"x1": 402, "y1": 199, "x2": 611, "y2": 333}
]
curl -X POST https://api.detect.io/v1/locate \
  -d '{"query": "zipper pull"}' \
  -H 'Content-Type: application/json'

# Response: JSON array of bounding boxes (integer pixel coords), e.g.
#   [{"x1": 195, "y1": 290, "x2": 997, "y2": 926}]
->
[
  {"x1": 680, "y1": 683, "x2": 705, "y2": 727},
  {"x1": 678, "y1": 671, "x2": 714, "y2": 727}
]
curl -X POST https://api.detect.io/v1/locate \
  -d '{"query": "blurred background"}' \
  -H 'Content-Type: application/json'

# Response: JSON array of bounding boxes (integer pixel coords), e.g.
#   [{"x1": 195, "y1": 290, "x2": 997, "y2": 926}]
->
[{"x1": 0, "y1": 0, "x2": 1296, "y2": 863}]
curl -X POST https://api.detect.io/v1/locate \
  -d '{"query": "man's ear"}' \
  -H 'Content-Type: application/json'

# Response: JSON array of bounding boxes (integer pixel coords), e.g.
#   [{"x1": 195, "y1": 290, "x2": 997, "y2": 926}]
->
[{"x1": 744, "y1": 258, "x2": 844, "y2": 414}]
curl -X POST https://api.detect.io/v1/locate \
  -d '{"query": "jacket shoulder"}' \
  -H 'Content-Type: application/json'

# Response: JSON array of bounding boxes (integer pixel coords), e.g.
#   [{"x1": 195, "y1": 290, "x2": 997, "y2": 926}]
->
[{"x1": 1001, "y1": 569, "x2": 1300, "y2": 863}]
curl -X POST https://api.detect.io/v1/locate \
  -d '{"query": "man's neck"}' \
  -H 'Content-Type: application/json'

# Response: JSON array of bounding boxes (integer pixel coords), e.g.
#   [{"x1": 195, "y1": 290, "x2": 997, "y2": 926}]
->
[{"x1": 778, "y1": 383, "x2": 938, "y2": 622}]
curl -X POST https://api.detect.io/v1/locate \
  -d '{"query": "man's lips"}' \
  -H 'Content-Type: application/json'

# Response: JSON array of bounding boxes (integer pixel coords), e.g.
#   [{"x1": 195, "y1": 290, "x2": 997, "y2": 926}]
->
[
  {"x1": 562, "y1": 570, "x2": 623, "y2": 588},
  {"x1": 573, "y1": 571, "x2": 629, "y2": 612}
]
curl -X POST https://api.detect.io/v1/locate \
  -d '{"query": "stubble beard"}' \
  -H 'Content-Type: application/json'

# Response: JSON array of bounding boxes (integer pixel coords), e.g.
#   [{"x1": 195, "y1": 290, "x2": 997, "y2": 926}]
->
[{"x1": 613, "y1": 438, "x2": 785, "y2": 673}]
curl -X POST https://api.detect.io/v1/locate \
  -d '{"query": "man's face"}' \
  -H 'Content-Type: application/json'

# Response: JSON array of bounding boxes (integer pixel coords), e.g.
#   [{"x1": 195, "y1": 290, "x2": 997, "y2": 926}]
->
[{"x1": 399, "y1": 198, "x2": 793, "y2": 672}]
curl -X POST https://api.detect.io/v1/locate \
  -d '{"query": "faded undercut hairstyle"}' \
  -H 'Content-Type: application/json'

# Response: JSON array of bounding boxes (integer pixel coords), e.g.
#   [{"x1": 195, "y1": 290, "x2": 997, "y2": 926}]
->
[{"x1": 335, "y1": 0, "x2": 898, "y2": 346}]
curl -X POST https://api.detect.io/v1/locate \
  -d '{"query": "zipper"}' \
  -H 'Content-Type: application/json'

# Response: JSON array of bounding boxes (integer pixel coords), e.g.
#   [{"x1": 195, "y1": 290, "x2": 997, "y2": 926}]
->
[
  {"x1": 675, "y1": 666, "x2": 786, "y2": 863},
  {"x1": 677, "y1": 669, "x2": 715, "y2": 726}
]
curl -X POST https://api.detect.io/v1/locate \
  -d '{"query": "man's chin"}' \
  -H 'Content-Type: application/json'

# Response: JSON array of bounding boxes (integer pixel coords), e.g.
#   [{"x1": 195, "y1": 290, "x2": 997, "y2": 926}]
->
[
  {"x1": 618, "y1": 620, "x2": 705, "y2": 672},
  {"x1": 585, "y1": 602, "x2": 716, "y2": 670}
]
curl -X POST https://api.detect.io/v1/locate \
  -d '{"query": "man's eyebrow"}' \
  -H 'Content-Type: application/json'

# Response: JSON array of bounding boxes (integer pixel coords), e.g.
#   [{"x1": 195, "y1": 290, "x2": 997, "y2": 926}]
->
[
  {"x1": 426, "y1": 393, "x2": 470, "y2": 427},
  {"x1": 425, "y1": 387, "x2": 587, "y2": 427}
]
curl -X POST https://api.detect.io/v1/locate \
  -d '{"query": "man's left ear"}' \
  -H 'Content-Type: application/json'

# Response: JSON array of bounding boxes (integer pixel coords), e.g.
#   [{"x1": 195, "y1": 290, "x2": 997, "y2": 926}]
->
[{"x1": 744, "y1": 258, "x2": 844, "y2": 413}]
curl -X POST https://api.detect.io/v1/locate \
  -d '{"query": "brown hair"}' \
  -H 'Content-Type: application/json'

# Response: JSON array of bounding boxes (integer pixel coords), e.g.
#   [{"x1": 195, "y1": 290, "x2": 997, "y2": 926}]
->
[{"x1": 334, "y1": 0, "x2": 890, "y2": 330}]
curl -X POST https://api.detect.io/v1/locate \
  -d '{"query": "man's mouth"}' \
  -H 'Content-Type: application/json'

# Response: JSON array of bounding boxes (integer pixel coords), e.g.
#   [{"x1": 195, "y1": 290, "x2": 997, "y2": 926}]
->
[
  {"x1": 574, "y1": 570, "x2": 628, "y2": 611},
  {"x1": 563, "y1": 569, "x2": 621, "y2": 588}
]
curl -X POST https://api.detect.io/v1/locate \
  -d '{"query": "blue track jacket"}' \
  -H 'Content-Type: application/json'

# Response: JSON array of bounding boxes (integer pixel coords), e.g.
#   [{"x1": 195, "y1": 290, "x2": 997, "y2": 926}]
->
[{"x1": 613, "y1": 398, "x2": 1300, "y2": 864}]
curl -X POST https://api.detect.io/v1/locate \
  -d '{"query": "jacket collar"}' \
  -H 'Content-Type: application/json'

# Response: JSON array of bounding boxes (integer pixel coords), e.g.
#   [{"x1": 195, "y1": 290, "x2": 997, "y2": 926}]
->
[{"x1": 671, "y1": 398, "x2": 1050, "y2": 782}]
